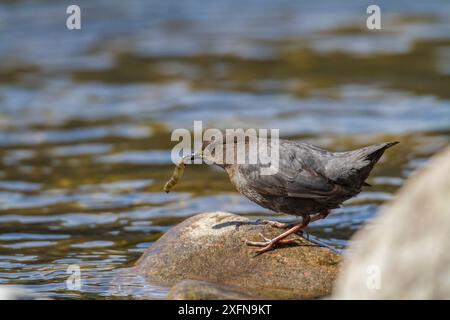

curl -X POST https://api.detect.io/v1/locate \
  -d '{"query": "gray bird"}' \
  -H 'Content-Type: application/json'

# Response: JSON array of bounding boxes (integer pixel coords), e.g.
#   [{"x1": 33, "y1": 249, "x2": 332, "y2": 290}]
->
[{"x1": 168, "y1": 133, "x2": 398, "y2": 254}]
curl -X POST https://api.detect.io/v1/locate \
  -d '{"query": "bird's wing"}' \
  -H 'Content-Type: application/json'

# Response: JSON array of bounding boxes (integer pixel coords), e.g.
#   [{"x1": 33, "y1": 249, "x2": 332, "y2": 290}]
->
[
  {"x1": 238, "y1": 143, "x2": 341, "y2": 199},
  {"x1": 239, "y1": 164, "x2": 340, "y2": 199}
]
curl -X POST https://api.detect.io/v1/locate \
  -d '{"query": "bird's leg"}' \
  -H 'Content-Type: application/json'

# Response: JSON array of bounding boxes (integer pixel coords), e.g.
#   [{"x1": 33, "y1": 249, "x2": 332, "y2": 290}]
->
[
  {"x1": 246, "y1": 215, "x2": 311, "y2": 255},
  {"x1": 257, "y1": 218, "x2": 305, "y2": 237},
  {"x1": 256, "y1": 219, "x2": 299, "y2": 229}
]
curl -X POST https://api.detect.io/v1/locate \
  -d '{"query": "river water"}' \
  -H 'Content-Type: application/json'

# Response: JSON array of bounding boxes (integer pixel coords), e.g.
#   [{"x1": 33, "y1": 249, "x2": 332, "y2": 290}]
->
[{"x1": 0, "y1": 0, "x2": 449, "y2": 299}]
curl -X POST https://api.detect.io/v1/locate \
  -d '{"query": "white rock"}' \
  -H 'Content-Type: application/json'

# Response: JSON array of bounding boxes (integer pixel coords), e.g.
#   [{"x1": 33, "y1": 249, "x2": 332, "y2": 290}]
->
[{"x1": 333, "y1": 147, "x2": 450, "y2": 299}]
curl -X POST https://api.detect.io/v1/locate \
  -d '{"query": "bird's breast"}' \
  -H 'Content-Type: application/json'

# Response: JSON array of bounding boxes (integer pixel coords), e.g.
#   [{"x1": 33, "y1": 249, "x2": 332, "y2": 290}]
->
[{"x1": 225, "y1": 166, "x2": 287, "y2": 213}]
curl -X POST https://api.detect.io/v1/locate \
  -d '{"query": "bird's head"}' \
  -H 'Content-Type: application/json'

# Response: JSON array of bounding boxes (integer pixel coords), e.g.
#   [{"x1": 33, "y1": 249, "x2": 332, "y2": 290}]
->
[{"x1": 195, "y1": 130, "x2": 257, "y2": 168}]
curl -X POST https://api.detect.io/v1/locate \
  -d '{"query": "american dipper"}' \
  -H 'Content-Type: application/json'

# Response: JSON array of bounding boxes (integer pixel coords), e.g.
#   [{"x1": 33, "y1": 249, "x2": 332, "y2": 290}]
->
[{"x1": 165, "y1": 133, "x2": 398, "y2": 254}]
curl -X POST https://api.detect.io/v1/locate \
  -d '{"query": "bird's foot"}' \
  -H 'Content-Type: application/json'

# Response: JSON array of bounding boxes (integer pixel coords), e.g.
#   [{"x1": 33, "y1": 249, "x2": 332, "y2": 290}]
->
[
  {"x1": 256, "y1": 218, "x2": 303, "y2": 230},
  {"x1": 256, "y1": 219, "x2": 291, "y2": 228},
  {"x1": 247, "y1": 218, "x2": 309, "y2": 255},
  {"x1": 245, "y1": 233, "x2": 302, "y2": 255}
]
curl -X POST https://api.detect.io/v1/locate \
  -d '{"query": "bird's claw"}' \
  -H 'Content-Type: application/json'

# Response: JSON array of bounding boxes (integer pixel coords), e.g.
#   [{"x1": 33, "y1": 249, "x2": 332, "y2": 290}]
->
[
  {"x1": 245, "y1": 234, "x2": 276, "y2": 255},
  {"x1": 244, "y1": 233, "x2": 272, "y2": 247},
  {"x1": 256, "y1": 219, "x2": 292, "y2": 229},
  {"x1": 245, "y1": 233, "x2": 304, "y2": 255},
  {"x1": 255, "y1": 219, "x2": 306, "y2": 238}
]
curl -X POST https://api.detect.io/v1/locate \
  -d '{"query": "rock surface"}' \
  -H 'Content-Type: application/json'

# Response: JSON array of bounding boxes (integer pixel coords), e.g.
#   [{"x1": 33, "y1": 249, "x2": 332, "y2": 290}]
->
[
  {"x1": 134, "y1": 212, "x2": 341, "y2": 299},
  {"x1": 333, "y1": 146, "x2": 450, "y2": 299}
]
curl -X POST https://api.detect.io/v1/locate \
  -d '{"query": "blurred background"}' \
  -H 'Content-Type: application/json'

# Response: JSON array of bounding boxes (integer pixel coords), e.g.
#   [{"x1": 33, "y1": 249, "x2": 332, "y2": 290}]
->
[{"x1": 0, "y1": 0, "x2": 449, "y2": 299}]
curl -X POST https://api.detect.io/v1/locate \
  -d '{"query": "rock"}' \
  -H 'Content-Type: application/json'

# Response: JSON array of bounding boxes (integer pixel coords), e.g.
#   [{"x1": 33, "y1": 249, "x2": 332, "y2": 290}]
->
[
  {"x1": 133, "y1": 212, "x2": 341, "y2": 299},
  {"x1": 168, "y1": 280, "x2": 256, "y2": 300},
  {"x1": 333, "y1": 146, "x2": 450, "y2": 299}
]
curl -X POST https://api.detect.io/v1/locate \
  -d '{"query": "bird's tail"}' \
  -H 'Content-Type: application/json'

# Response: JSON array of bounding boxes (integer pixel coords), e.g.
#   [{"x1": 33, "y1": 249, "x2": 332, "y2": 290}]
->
[{"x1": 327, "y1": 141, "x2": 399, "y2": 187}]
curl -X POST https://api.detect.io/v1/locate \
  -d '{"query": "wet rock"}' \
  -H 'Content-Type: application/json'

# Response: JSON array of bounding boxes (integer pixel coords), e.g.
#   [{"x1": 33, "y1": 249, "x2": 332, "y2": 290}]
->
[
  {"x1": 133, "y1": 212, "x2": 341, "y2": 299},
  {"x1": 168, "y1": 280, "x2": 256, "y2": 300},
  {"x1": 333, "y1": 146, "x2": 450, "y2": 299}
]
